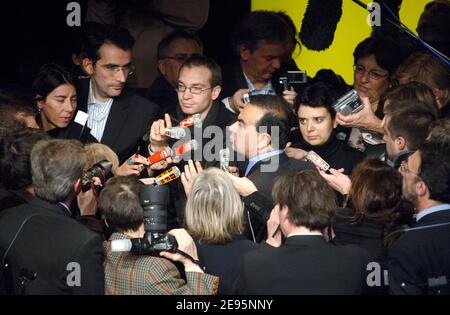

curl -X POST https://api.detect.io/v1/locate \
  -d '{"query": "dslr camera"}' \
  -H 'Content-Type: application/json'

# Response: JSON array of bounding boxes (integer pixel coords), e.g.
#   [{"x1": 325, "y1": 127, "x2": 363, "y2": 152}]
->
[
  {"x1": 332, "y1": 89, "x2": 363, "y2": 116},
  {"x1": 138, "y1": 184, "x2": 177, "y2": 254},
  {"x1": 81, "y1": 160, "x2": 113, "y2": 192}
]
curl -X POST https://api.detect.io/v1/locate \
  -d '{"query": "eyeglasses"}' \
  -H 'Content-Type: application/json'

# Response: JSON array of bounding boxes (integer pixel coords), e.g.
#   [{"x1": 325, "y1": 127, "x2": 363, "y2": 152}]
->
[
  {"x1": 99, "y1": 64, "x2": 135, "y2": 76},
  {"x1": 176, "y1": 84, "x2": 213, "y2": 95},
  {"x1": 353, "y1": 64, "x2": 389, "y2": 80},
  {"x1": 399, "y1": 160, "x2": 419, "y2": 177},
  {"x1": 160, "y1": 53, "x2": 202, "y2": 62}
]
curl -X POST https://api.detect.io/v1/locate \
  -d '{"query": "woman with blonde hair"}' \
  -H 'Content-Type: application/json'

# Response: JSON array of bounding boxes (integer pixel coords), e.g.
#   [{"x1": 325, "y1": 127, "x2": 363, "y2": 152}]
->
[{"x1": 183, "y1": 166, "x2": 258, "y2": 294}]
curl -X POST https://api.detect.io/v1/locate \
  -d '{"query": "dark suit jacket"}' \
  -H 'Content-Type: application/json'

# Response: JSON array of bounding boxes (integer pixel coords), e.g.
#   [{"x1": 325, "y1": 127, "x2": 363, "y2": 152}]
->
[
  {"x1": 234, "y1": 235, "x2": 370, "y2": 295},
  {"x1": 389, "y1": 208, "x2": 450, "y2": 295},
  {"x1": 244, "y1": 153, "x2": 313, "y2": 242},
  {"x1": 146, "y1": 75, "x2": 178, "y2": 115},
  {"x1": 77, "y1": 79, "x2": 162, "y2": 163},
  {"x1": 0, "y1": 198, "x2": 104, "y2": 294},
  {"x1": 196, "y1": 235, "x2": 259, "y2": 295}
]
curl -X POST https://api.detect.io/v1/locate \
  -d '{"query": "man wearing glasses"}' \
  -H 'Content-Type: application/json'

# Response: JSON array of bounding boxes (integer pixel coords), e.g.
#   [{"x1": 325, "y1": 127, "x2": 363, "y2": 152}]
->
[
  {"x1": 147, "y1": 30, "x2": 203, "y2": 114},
  {"x1": 77, "y1": 24, "x2": 160, "y2": 164},
  {"x1": 389, "y1": 142, "x2": 450, "y2": 295}
]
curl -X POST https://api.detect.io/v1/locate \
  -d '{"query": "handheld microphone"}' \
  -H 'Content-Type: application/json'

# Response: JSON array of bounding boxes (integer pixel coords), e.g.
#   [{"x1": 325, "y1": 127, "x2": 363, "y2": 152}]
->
[
  {"x1": 179, "y1": 114, "x2": 202, "y2": 128},
  {"x1": 306, "y1": 150, "x2": 330, "y2": 172},
  {"x1": 165, "y1": 127, "x2": 186, "y2": 139},
  {"x1": 174, "y1": 140, "x2": 199, "y2": 157},
  {"x1": 154, "y1": 166, "x2": 181, "y2": 185},
  {"x1": 148, "y1": 148, "x2": 174, "y2": 164},
  {"x1": 220, "y1": 148, "x2": 230, "y2": 171}
]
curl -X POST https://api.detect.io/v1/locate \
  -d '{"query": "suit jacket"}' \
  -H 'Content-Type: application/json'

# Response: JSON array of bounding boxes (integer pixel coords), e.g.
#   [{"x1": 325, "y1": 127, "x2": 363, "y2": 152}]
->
[
  {"x1": 0, "y1": 198, "x2": 104, "y2": 295},
  {"x1": 234, "y1": 235, "x2": 370, "y2": 295},
  {"x1": 146, "y1": 75, "x2": 179, "y2": 115},
  {"x1": 196, "y1": 235, "x2": 259, "y2": 295},
  {"x1": 104, "y1": 233, "x2": 219, "y2": 295},
  {"x1": 245, "y1": 153, "x2": 313, "y2": 242},
  {"x1": 77, "y1": 79, "x2": 162, "y2": 164},
  {"x1": 389, "y1": 208, "x2": 450, "y2": 295}
]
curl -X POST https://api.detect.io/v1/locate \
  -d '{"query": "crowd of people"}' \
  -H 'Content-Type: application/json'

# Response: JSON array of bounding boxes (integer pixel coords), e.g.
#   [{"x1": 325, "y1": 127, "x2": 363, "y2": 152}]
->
[{"x1": 0, "y1": 1, "x2": 449, "y2": 295}]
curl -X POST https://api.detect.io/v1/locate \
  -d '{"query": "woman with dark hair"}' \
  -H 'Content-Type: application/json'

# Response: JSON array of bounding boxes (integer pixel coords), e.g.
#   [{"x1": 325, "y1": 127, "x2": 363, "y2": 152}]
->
[
  {"x1": 336, "y1": 36, "x2": 407, "y2": 151},
  {"x1": 286, "y1": 79, "x2": 365, "y2": 175},
  {"x1": 332, "y1": 159, "x2": 411, "y2": 293},
  {"x1": 32, "y1": 63, "x2": 96, "y2": 142}
]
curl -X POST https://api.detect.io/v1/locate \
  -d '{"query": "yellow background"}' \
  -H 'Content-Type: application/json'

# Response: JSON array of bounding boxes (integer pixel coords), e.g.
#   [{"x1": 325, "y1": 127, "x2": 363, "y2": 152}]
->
[{"x1": 252, "y1": 0, "x2": 433, "y2": 84}]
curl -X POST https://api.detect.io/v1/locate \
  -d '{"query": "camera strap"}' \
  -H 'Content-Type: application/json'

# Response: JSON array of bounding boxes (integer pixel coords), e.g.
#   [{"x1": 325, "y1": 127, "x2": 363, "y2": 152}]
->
[{"x1": 173, "y1": 249, "x2": 204, "y2": 270}]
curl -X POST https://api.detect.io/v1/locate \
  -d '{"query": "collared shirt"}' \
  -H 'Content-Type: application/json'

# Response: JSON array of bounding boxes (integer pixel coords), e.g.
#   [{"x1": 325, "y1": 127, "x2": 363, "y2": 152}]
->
[
  {"x1": 58, "y1": 202, "x2": 72, "y2": 216},
  {"x1": 287, "y1": 232, "x2": 323, "y2": 238},
  {"x1": 245, "y1": 149, "x2": 283, "y2": 177},
  {"x1": 222, "y1": 71, "x2": 276, "y2": 114},
  {"x1": 87, "y1": 80, "x2": 114, "y2": 141},
  {"x1": 416, "y1": 203, "x2": 450, "y2": 222}
]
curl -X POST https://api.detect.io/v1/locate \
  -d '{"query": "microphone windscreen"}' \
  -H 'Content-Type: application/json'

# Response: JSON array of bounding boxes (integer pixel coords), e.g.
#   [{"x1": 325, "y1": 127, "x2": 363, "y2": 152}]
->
[
  {"x1": 299, "y1": 0, "x2": 343, "y2": 51},
  {"x1": 110, "y1": 239, "x2": 132, "y2": 252}
]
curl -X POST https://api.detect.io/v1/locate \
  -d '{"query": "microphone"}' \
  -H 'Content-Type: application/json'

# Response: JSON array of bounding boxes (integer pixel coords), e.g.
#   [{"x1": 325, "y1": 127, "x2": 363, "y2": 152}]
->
[
  {"x1": 179, "y1": 114, "x2": 202, "y2": 128},
  {"x1": 165, "y1": 127, "x2": 186, "y2": 139},
  {"x1": 306, "y1": 150, "x2": 330, "y2": 172},
  {"x1": 174, "y1": 140, "x2": 199, "y2": 157},
  {"x1": 148, "y1": 148, "x2": 174, "y2": 165},
  {"x1": 154, "y1": 166, "x2": 181, "y2": 185},
  {"x1": 220, "y1": 148, "x2": 230, "y2": 171}
]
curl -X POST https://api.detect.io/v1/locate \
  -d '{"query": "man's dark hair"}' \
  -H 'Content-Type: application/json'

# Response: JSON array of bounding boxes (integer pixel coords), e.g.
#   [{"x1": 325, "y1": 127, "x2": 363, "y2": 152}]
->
[
  {"x1": 384, "y1": 100, "x2": 437, "y2": 151},
  {"x1": 272, "y1": 170, "x2": 337, "y2": 230},
  {"x1": 295, "y1": 80, "x2": 344, "y2": 119},
  {"x1": 157, "y1": 30, "x2": 203, "y2": 60},
  {"x1": 428, "y1": 117, "x2": 450, "y2": 148},
  {"x1": 32, "y1": 63, "x2": 78, "y2": 102},
  {"x1": 249, "y1": 94, "x2": 292, "y2": 149},
  {"x1": 232, "y1": 10, "x2": 290, "y2": 54},
  {"x1": 353, "y1": 36, "x2": 406, "y2": 75},
  {"x1": 0, "y1": 128, "x2": 49, "y2": 190},
  {"x1": 0, "y1": 89, "x2": 36, "y2": 131},
  {"x1": 79, "y1": 24, "x2": 135, "y2": 63},
  {"x1": 99, "y1": 176, "x2": 143, "y2": 233},
  {"x1": 419, "y1": 141, "x2": 450, "y2": 203},
  {"x1": 181, "y1": 55, "x2": 222, "y2": 87}
]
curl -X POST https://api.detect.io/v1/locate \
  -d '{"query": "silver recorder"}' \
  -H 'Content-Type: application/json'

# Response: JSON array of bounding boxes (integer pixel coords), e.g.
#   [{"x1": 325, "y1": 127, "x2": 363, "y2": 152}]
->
[{"x1": 332, "y1": 89, "x2": 363, "y2": 116}]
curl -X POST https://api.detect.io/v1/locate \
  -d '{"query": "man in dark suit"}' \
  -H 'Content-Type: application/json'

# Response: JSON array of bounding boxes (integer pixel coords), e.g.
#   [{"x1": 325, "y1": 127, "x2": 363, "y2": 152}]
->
[
  {"x1": 78, "y1": 24, "x2": 161, "y2": 164},
  {"x1": 148, "y1": 55, "x2": 236, "y2": 228},
  {"x1": 228, "y1": 94, "x2": 312, "y2": 242},
  {"x1": 234, "y1": 170, "x2": 369, "y2": 294},
  {"x1": 220, "y1": 11, "x2": 305, "y2": 113},
  {"x1": 0, "y1": 139, "x2": 104, "y2": 294},
  {"x1": 146, "y1": 30, "x2": 203, "y2": 115},
  {"x1": 389, "y1": 142, "x2": 450, "y2": 295}
]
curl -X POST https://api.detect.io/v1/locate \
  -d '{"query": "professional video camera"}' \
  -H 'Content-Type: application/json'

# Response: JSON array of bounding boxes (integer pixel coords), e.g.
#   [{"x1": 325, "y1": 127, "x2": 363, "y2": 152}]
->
[
  {"x1": 81, "y1": 160, "x2": 113, "y2": 192},
  {"x1": 332, "y1": 89, "x2": 363, "y2": 116}
]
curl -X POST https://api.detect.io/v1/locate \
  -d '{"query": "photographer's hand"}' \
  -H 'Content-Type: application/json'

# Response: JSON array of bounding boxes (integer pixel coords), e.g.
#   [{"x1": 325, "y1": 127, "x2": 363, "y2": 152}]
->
[
  {"x1": 282, "y1": 87, "x2": 297, "y2": 109},
  {"x1": 229, "y1": 89, "x2": 249, "y2": 113},
  {"x1": 160, "y1": 229, "x2": 203, "y2": 273},
  {"x1": 335, "y1": 96, "x2": 383, "y2": 133},
  {"x1": 77, "y1": 186, "x2": 98, "y2": 216},
  {"x1": 149, "y1": 114, "x2": 172, "y2": 153}
]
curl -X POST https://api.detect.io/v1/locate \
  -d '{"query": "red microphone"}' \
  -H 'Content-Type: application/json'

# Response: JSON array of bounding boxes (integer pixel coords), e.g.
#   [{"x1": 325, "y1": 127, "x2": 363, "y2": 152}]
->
[
  {"x1": 174, "y1": 140, "x2": 199, "y2": 156},
  {"x1": 179, "y1": 114, "x2": 202, "y2": 128},
  {"x1": 306, "y1": 150, "x2": 330, "y2": 172},
  {"x1": 148, "y1": 148, "x2": 173, "y2": 164}
]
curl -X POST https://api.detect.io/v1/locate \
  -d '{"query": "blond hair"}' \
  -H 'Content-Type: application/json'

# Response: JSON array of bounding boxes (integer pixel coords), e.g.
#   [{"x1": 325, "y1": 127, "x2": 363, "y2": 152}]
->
[
  {"x1": 83, "y1": 143, "x2": 120, "y2": 175},
  {"x1": 184, "y1": 168, "x2": 244, "y2": 244}
]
